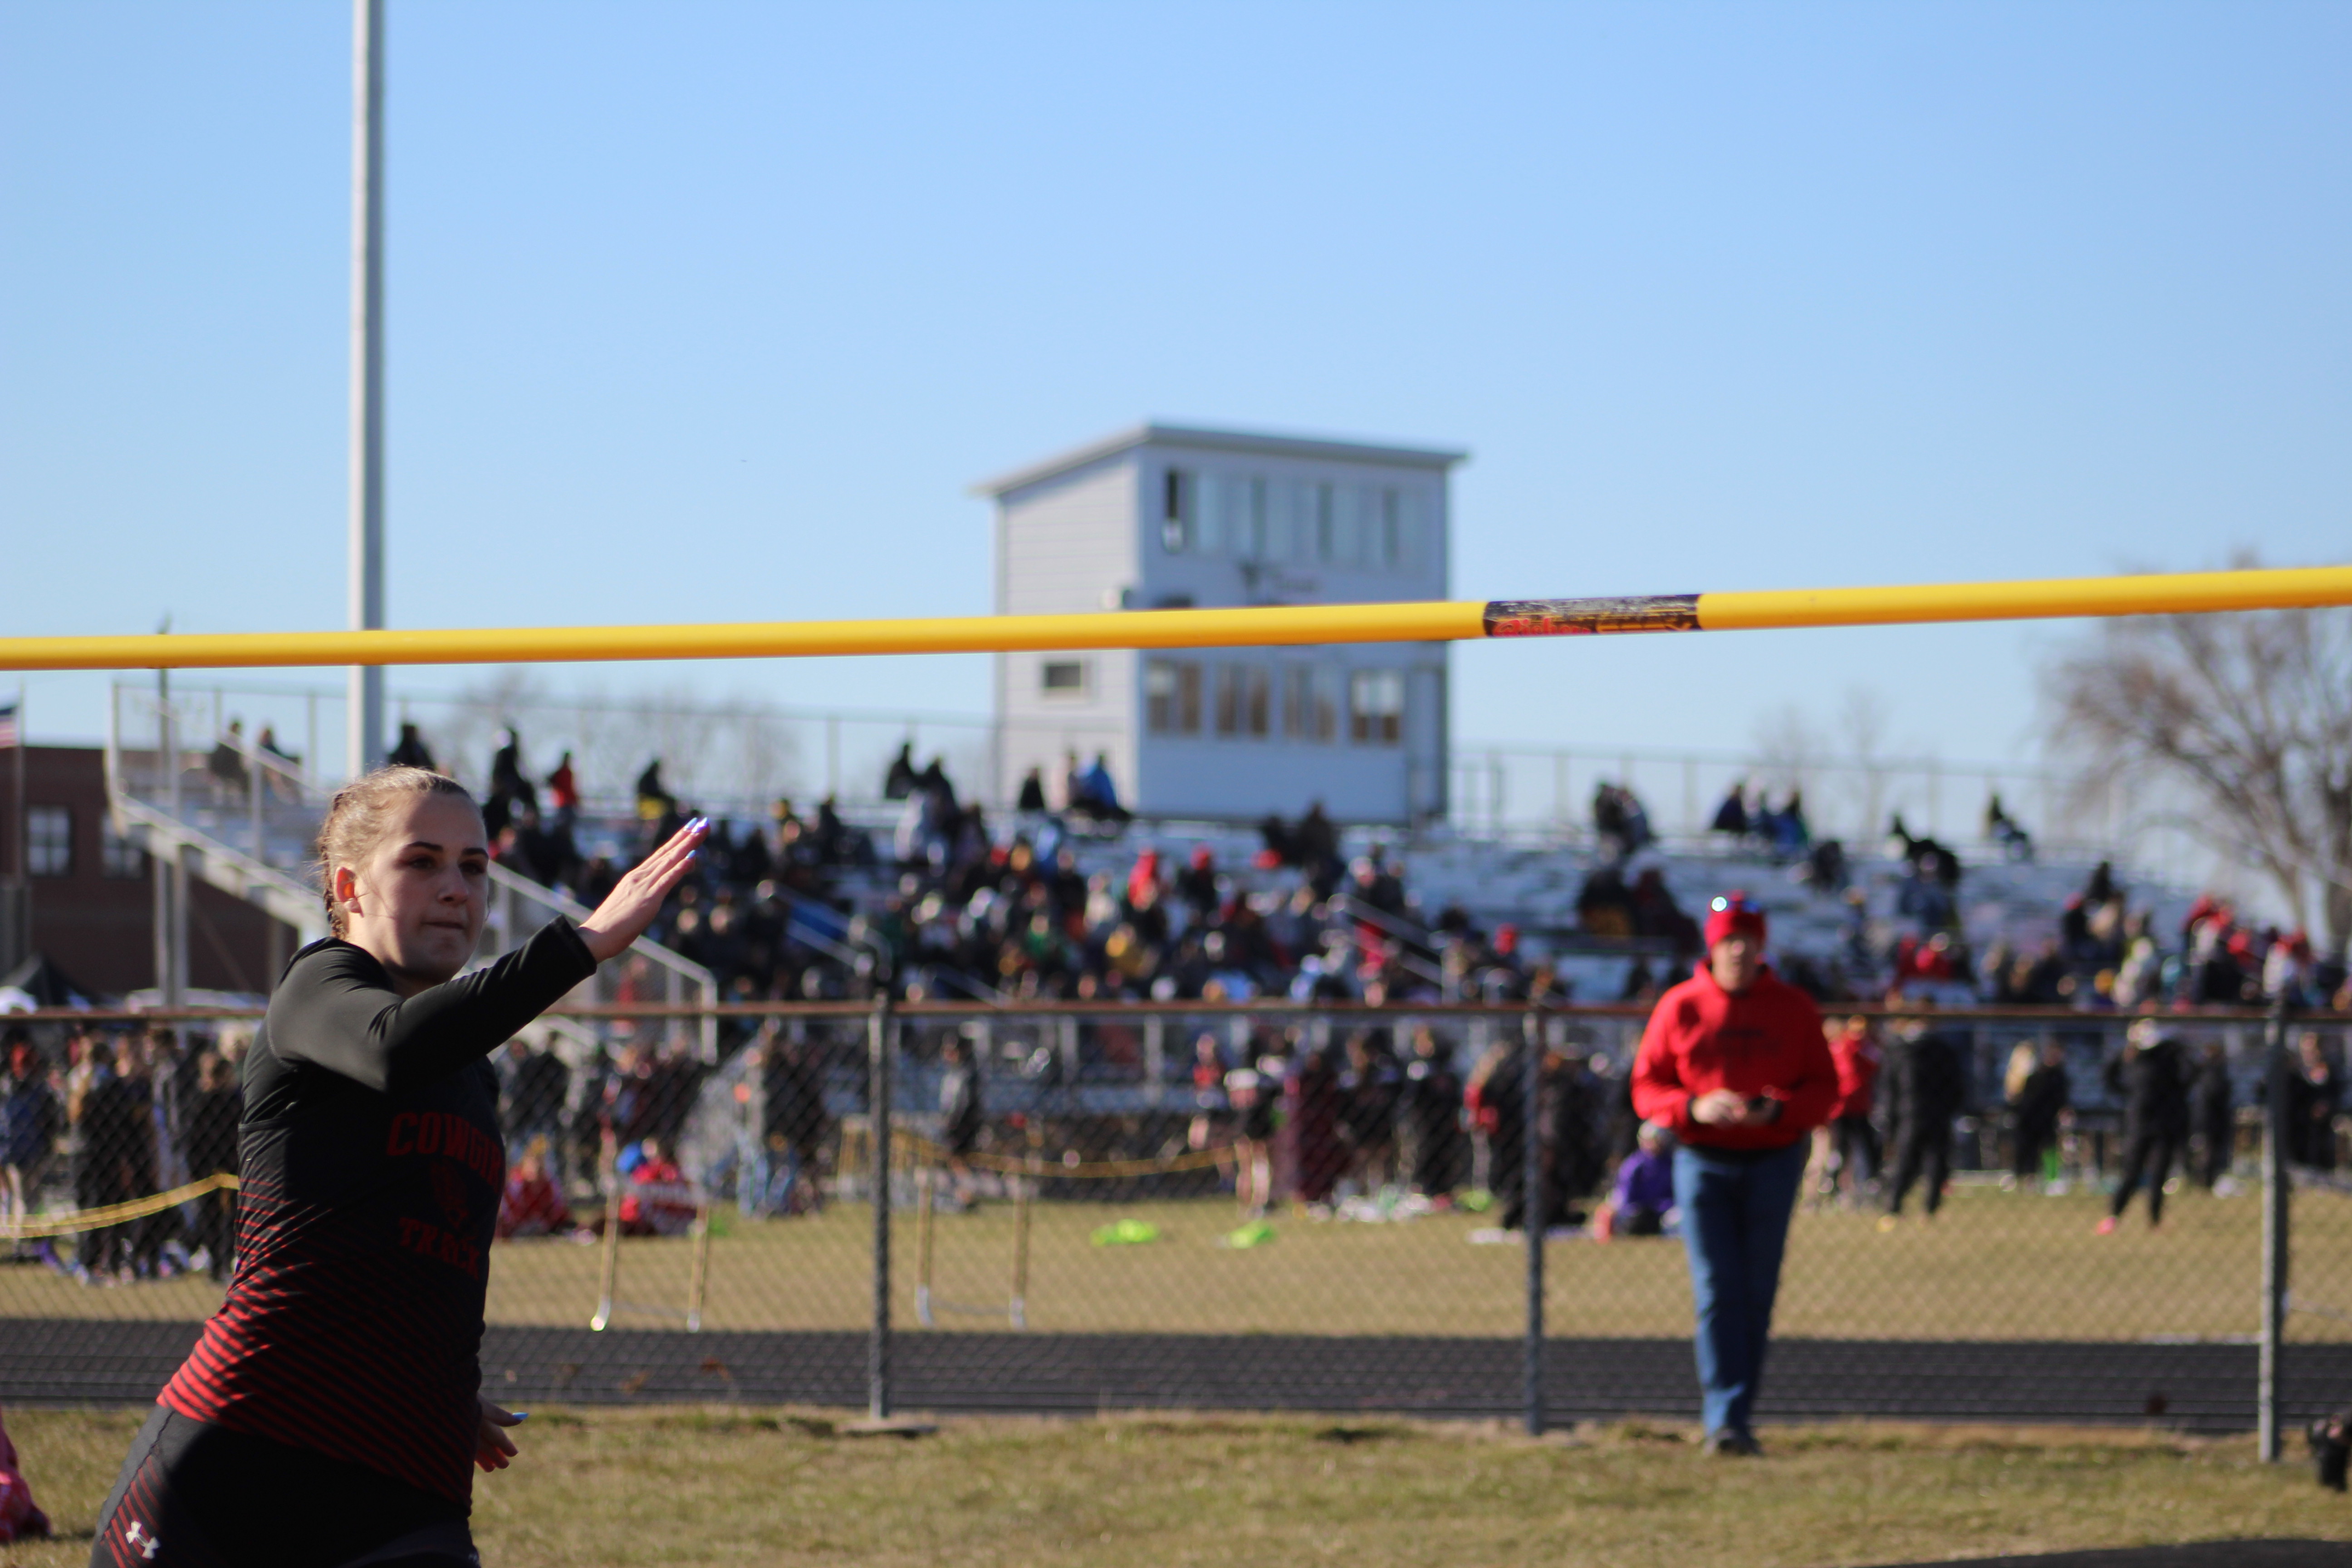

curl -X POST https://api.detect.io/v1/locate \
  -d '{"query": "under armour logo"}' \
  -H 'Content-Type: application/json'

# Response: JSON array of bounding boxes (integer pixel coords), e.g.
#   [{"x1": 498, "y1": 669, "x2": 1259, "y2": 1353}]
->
[{"x1": 125, "y1": 1519, "x2": 163, "y2": 1558}]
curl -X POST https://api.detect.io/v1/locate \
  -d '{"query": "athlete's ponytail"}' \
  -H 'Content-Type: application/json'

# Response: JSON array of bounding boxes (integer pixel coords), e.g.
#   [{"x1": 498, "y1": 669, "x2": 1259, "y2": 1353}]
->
[{"x1": 314, "y1": 766, "x2": 479, "y2": 938}]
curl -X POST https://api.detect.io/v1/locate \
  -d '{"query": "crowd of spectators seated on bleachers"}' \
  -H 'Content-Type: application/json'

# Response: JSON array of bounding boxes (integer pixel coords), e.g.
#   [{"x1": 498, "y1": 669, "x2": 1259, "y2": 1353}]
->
[
  {"x1": 9, "y1": 728, "x2": 2352, "y2": 1276},
  {"x1": 449, "y1": 729, "x2": 2352, "y2": 1023}
]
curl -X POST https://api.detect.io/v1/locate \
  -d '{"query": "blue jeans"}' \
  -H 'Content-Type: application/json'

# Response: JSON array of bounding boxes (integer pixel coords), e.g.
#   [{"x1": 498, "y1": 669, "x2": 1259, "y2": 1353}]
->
[
  {"x1": 1672, "y1": 1138, "x2": 1808, "y2": 1438},
  {"x1": 739, "y1": 1136, "x2": 803, "y2": 1217}
]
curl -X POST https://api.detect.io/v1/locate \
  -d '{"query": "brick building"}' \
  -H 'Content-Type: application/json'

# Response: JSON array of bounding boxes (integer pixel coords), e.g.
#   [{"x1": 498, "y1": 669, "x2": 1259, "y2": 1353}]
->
[{"x1": 1, "y1": 744, "x2": 292, "y2": 1000}]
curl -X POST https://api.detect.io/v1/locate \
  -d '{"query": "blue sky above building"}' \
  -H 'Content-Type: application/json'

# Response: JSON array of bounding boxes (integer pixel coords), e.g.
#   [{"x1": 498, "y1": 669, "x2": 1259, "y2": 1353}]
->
[{"x1": 2, "y1": 1, "x2": 2346, "y2": 787}]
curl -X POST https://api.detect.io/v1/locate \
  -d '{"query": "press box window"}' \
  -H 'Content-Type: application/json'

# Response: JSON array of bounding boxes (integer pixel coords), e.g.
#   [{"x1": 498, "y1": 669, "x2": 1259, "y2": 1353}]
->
[
  {"x1": 1215, "y1": 665, "x2": 1270, "y2": 737},
  {"x1": 1145, "y1": 659, "x2": 1202, "y2": 735},
  {"x1": 1039, "y1": 660, "x2": 1089, "y2": 697},
  {"x1": 1283, "y1": 666, "x2": 1338, "y2": 744},
  {"x1": 26, "y1": 805, "x2": 72, "y2": 877},
  {"x1": 1160, "y1": 468, "x2": 1193, "y2": 554},
  {"x1": 1348, "y1": 671, "x2": 1404, "y2": 745}
]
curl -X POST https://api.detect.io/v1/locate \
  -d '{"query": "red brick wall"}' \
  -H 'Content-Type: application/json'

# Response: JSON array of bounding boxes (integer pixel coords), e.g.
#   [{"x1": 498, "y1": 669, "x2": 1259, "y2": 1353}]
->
[{"x1": 0, "y1": 745, "x2": 296, "y2": 1000}]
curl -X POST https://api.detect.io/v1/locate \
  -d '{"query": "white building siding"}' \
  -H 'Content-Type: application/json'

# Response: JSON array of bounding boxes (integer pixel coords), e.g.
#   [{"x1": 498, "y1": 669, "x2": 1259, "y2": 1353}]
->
[
  {"x1": 995, "y1": 457, "x2": 1138, "y2": 806},
  {"x1": 984, "y1": 425, "x2": 1461, "y2": 824}
]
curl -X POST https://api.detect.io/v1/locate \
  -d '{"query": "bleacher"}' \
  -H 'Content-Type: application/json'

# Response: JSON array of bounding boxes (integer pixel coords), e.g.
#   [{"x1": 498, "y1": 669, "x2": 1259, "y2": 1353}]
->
[{"x1": 790, "y1": 801, "x2": 2197, "y2": 1005}]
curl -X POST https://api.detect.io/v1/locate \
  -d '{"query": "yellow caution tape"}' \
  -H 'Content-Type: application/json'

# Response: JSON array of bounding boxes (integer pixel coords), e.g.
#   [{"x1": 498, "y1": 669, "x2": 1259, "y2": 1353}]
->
[
  {"x1": 894, "y1": 1133, "x2": 1230, "y2": 1180},
  {"x1": 2, "y1": 1172, "x2": 241, "y2": 1240}
]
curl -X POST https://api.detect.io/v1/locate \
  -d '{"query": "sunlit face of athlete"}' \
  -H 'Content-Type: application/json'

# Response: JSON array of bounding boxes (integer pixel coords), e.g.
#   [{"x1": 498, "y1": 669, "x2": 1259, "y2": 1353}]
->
[{"x1": 333, "y1": 793, "x2": 490, "y2": 995}]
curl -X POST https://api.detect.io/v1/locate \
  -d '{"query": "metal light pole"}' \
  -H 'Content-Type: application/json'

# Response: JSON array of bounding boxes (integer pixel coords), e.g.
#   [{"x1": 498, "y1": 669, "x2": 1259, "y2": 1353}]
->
[
  {"x1": 2260, "y1": 997, "x2": 2292, "y2": 1461},
  {"x1": 154, "y1": 664, "x2": 186, "y2": 1009},
  {"x1": 867, "y1": 986, "x2": 895, "y2": 1421},
  {"x1": 1523, "y1": 1010, "x2": 1547, "y2": 1436},
  {"x1": 346, "y1": 0, "x2": 387, "y2": 779}
]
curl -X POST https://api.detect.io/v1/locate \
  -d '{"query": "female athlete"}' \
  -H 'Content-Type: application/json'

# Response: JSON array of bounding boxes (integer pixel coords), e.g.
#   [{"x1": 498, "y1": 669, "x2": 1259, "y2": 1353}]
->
[{"x1": 92, "y1": 766, "x2": 706, "y2": 1567}]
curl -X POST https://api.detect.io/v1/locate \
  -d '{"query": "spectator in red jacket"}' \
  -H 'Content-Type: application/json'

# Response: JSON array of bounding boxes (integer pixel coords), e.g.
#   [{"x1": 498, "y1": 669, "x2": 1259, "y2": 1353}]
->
[
  {"x1": 1632, "y1": 892, "x2": 1837, "y2": 1456},
  {"x1": 617, "y1": 1139, "x2": 699, "y2": 1237},
  {"x1": 496, "y1": 1143, "x2": 574, "y2": 1239},
  {"x1": 1826, "y1": 1015, "x2": 1884, "y2": 1197}
]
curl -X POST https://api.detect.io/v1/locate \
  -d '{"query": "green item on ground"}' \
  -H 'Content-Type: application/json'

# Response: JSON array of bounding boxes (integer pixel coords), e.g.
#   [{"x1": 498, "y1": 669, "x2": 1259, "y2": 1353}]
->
[
  {"x1": 1459, "y1": 1188, "x2": 1495, "y2": 1213},
  {"x1": 1225, "y1": 1219, "x2": 1276, "y2": 1250},
  {"x1": 1091, "y1": 1218, "x2": 1161, "y2": 1246}
]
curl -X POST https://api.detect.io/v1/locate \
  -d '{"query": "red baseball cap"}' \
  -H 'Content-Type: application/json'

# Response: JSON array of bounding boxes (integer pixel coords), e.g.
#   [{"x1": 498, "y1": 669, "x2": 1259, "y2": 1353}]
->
[{"x1": 1704, "y1": 892, "x2": 1767, "y2": 950}]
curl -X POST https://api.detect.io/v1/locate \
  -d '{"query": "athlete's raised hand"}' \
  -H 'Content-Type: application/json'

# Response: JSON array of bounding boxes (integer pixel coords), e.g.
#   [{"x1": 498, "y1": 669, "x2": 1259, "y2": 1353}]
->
[{"x1": 577, "y1": 818, "x2": 708, "y2": 963}]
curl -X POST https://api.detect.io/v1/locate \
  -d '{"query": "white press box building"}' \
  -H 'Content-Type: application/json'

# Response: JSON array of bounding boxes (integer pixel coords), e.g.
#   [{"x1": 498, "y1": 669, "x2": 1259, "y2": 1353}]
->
[{"x1": 979, "y1": 423, "x2": 1465, "y2": 824}]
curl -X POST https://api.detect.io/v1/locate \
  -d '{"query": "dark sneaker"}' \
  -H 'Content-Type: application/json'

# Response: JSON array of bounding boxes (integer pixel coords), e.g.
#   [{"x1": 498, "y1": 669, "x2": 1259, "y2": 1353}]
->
[{"x1": 1706, "y1": 1430, "x2": 1762, "y2": 1457}]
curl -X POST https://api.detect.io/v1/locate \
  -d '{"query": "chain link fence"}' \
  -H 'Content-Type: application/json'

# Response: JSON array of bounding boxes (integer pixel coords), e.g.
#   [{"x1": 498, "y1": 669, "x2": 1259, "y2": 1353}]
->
[{"x1": 5, "y1": 1002, "x2": 2349, "y2": 1436}]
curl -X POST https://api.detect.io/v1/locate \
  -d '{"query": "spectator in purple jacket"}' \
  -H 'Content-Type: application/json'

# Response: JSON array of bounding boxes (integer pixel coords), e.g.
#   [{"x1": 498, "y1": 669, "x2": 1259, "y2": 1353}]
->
[{"x1": 1600, "y1": 1121, "x2": 1677, "y2": 1239}]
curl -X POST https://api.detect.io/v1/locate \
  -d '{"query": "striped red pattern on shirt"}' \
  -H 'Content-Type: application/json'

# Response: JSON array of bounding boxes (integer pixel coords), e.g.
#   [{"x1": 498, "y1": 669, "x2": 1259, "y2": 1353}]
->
[{"x1": 160, "y1": 1160, "x2": 487, "y2": 1503}]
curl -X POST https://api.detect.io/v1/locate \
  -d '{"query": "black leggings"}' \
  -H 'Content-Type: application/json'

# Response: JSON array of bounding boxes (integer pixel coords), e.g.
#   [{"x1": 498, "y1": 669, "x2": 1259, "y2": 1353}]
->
[
  {"x1": 93, "y1": 1405, "x2": 475, "y2": 1568},
  {"x1": 1833, "y1": 1114, "x2": 1881, "y2": 1187},
  {"x1": 1886, "y1": 1122, "x2": 1951, "y2": 1217},
  {"x1": 2196, "y1": 1117, "x2": 2233, "y2": 1188},
  {"x1": 2013, "y1": 1117, "x2": 2059, "y2": 1181},
  {"x1": 2110, "y1": 1130, "x2": 2180, "y2": 1225}
]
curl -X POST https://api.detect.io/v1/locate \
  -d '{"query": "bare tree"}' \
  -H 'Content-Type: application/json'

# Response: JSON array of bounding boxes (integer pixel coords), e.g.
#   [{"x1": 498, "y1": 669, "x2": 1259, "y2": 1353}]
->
[
  {"x1": 1837, "y1": 684, "x2": 1894, "y2": 845},
  {"x1": 2042, "y1": 591, "x2": 2352, "y2": 955},
  {"x1": 424, "y1": 675, "x2": 804, "y2": 816},
  {"x1": 1749, "y1": 703, "x2": 1826, "y2": 825},
  {"x1": 430, "y1": 667, "x2": 547, "y2": 792}
]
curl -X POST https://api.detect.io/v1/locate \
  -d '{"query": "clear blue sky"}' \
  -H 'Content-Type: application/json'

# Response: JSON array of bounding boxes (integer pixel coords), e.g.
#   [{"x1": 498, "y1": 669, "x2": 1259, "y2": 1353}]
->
[{"x1": 4, "y1": 1, "x2": 2346, "y2": 775}]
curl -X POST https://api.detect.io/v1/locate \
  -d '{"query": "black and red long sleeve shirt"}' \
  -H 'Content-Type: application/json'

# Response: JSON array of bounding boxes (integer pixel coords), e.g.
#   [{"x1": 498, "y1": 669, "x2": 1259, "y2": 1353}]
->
[{"x1": 160, "y1": 919, "x2": 596, "y2": 1506}]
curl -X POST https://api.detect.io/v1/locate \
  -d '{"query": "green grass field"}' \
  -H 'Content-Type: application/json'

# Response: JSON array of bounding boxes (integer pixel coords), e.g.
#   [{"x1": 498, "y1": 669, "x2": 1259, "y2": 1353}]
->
[
  {"x1": 6, "y1": 1406, "x2": 2351, "y2": 1568},
  {"x1": 15, "y1": 1182, "x2": 2352, "y2": 1342}
]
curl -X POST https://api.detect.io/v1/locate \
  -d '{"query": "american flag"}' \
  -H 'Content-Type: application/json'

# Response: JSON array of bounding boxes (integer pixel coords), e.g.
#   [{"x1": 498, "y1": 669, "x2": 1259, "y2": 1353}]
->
[{"x1": 0, "y1": 701, "x2": 17, "y2": 747}]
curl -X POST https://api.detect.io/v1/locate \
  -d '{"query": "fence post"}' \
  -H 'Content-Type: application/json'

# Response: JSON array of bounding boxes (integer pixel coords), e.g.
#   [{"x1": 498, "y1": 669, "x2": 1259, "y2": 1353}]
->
[
  {"x1": 1524, "y1": 1009, "x2": 1546, "y2": 1436},
  {"x1": 2260, "y1": 995, "x2": 2291, "y2": 1461},
  {"x1": 868, "y1": 989, "x2": 895, "y2": 1421}
]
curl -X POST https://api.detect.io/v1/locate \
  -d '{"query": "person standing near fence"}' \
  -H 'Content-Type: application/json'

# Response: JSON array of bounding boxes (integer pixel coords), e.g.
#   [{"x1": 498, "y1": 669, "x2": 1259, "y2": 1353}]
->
[
  {"x1": 1632, "y1": 892, "x2": 1838, "y2": 1457},
  {"x1": 2098, "y1": 1017, "x2": 2190, "y2": 1233},
  {"x1": 89, "y1": 766, "x2": 704, "y2": 1568},
  {"x1": 497, "y1": 1036, "x2": 571, "y2": 1188},
  {"x1": 2287, "y1": 1031, "x2": 2342, "y2": 1171},
  {"x1": 2009, "y1": 1039, "x2": 2072, "y2": 1191},
  {"x1": 1879, "y1": 1011, "x2": 1965, "y2": 1228},
  {"x1": 124, "y1": 1033, "x2": 177, "y2": 1278},
  {"x1": 2191, "y1": 1040, "x2": 2234, "y2": 1189},
  {"x1": 71, "y1": 1038, "x2": 142, "y2": 1284},
  {"x1": 181, "y1": 1054, "x2": 240, "y2": 1283},
  {"x1": 1825, "y1": 1015, "x2": 1882, "y2": 1200},
  {"x1": 937, "y1": 1033, "x2": 986, "y2": 1207},
  {"x1": 2, "y1": 1036, "x2": 60, "y2": 1252},
  {"x1": 1400, "y1": 1025, "x2": 1465, "y2": 1200},
  {"x1": 748, "y1": 1022, "x2": 833, "y2": 1218}
]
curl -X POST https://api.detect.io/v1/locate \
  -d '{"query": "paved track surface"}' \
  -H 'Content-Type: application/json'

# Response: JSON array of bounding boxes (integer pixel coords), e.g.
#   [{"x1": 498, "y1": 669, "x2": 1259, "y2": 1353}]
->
[{"x1": 8, "y1": 1319, "x2": 2352, "y2": 1433}]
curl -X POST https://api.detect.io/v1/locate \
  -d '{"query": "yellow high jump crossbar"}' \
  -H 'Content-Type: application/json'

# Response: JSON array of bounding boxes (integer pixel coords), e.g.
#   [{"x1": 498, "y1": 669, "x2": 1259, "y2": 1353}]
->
[{"x1": 1, "y1": 565, "x2": 2347, "y2": 671}]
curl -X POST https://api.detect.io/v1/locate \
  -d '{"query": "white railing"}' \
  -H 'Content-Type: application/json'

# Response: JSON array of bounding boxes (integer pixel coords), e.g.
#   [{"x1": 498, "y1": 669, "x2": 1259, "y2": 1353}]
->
[
  {"x1": 110, "y1": 679, "x2": 2199, "y2": 887},
  {"x1": 107, "y1": 683, "x2": 720, "y2": 1057}
]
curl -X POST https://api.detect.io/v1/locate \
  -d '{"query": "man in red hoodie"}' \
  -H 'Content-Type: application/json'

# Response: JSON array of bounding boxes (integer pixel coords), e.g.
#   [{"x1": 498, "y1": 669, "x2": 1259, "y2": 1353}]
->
[{"x1": 1632, "y1": 893, "x2": 1838, "y2": 1455}]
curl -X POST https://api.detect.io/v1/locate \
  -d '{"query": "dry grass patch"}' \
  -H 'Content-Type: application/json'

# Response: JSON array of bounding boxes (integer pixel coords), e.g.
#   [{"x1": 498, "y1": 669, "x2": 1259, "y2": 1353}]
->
[
  {"x1": 6, "y1": 1405, "x2": 2352, "y2": 1568},
  {"x1": 15, "y1": 1181, "x2": 2352, "y2": 1341}
]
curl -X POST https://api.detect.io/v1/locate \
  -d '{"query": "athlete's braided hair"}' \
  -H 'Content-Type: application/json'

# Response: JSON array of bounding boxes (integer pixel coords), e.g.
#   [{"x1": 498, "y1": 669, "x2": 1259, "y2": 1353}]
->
[{"x1": 315, "y1": 766, "x2": 478, "y2": 938}]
